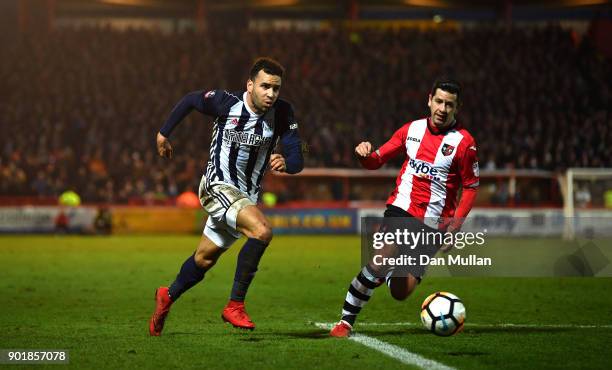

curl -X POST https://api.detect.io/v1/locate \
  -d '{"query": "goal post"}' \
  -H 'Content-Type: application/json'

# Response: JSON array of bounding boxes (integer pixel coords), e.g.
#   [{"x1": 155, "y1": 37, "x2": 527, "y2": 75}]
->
[{"x1": 561, "y1": 168, "x2": 612, "y2": 240}]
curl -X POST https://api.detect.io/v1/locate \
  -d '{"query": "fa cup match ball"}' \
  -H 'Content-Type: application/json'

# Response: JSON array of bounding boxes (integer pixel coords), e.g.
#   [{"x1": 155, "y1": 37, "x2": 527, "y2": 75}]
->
[{"x1": 420, "y1": 292, "x2": 466, "y2": 336}]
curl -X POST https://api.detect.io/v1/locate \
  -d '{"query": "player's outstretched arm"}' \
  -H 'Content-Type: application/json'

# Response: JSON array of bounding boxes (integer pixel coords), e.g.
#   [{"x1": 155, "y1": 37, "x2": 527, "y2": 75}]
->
[
  {"x1": 356, "y1": 124, "x2": 407, "y2": 170},
  {"x1": 156, "y1": 132, "x2": 173, "y2": 159},
  {"x1": 355, "y1": 142, "x2": 373, "y2": 157},
  {"x1": 356, "y1": 141, "x2": 385, "y2": 170},
  {"x1": 159, "y1": 90, "x2": 209, "y2": 138},
  {"x1": 156, "y1": 90, "x2": 213, "y2": 159}
]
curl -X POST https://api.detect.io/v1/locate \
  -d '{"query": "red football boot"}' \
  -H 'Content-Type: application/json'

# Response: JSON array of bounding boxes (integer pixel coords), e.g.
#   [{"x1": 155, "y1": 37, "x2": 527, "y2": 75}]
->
[
  {"x1": 330, "y1": 320, "x2": 352, "y2": 338},
  {"x1": 149, "y1": 287, "x2": 173, "y2": 336},
  {"x1": 221, "y1": 300, "x2": 255, "y2": 330}
]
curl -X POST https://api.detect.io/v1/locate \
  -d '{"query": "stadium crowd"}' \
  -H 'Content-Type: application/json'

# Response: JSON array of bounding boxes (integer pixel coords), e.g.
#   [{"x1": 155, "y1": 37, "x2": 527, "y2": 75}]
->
[{"x1": 1, "y1": 24, "x2": 610, "y2": 203}]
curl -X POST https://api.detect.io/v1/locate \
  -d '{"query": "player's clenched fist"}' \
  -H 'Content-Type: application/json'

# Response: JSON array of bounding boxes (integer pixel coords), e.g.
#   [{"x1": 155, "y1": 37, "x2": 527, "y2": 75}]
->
[
  {"x1": 156, "y1": 132, "x2": 173, "y2": 159},
  {"x1": 355, "y1": 142, "x2": 373, "y2": 158},
  {"x1": 269, "y1": 153, "x2": 286, "y2": 172}
]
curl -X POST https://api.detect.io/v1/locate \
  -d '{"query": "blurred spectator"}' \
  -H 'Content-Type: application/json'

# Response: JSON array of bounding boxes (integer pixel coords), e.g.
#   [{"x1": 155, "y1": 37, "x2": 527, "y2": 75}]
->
[
  {"x1": 1, "y1": 24, "x2": 610, "y2": 203},
  {"x1": 94, "y1": 206, "x2": 112, "y2": 235},
  {"x1": 54, "y1": 209, "x2": 69, "y2": 233},
  {"x1": 176, "y1": 190, "x2": 200, "y2": 208}
]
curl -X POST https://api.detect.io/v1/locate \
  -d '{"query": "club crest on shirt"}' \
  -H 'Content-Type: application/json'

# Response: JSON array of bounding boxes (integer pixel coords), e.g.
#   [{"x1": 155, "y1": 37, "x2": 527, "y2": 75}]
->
[
  {"x1": 441, "y1": 144, "x2": 455, "y2": 156},
  {"x1": 204, "y1": 90, "x2": 216, "y2": 99}
]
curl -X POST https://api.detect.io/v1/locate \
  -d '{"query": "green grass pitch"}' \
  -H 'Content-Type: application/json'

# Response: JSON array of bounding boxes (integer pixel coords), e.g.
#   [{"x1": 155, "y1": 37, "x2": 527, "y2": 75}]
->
[{"x1": 1, "y1": 235, "x2": 611, "y2": 369}]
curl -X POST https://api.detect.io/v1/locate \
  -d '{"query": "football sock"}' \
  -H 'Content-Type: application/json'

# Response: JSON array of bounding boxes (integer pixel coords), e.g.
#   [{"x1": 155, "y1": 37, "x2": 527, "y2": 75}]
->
[
  {"x1": 340, "y1": 265, "x2": 384, "y2": 326},
  {"x1": 230, "y1": 238, "x2": 268, "y2": 302},
  {"x1": 168, "y1": 253, "x2": 206, "y2": 301}
]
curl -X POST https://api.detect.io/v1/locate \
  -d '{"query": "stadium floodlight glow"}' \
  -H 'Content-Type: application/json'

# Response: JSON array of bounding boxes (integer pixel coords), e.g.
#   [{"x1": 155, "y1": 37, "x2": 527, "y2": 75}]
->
[
  {"x1": 99, "y1": 0, "x2": 158, "y2": 6},
  {"x1": 254, "y1": 0, "x2": 299, "y2": 7},
  {"x1": 403, "y1": 0, "x2": 451, "y2": 7},
  {"x1": 558, "y1": 0, "x2": 612, "y2": 5}
]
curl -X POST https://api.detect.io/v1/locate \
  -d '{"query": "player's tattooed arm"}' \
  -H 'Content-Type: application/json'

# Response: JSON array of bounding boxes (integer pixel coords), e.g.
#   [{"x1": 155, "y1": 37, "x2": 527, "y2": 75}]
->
[{"x1": 156, "y1": 132, "x2": 173, "y2": 159}]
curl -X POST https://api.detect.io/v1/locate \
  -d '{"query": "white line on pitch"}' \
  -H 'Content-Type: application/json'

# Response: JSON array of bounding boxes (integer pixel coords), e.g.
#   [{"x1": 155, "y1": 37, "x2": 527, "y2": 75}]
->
[
  {"x1": 315, "y1": 322, "x2": 456, "y2": 370},
  {"x1": 335, "y1": 322, "x2": 612, "y2": 329}
]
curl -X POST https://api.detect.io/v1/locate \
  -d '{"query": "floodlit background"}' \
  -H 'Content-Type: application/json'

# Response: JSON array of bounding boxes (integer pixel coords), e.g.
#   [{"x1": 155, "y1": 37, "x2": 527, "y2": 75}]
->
[{"x1": 0, "y1": 1, "x2": 611, "y2": 369}]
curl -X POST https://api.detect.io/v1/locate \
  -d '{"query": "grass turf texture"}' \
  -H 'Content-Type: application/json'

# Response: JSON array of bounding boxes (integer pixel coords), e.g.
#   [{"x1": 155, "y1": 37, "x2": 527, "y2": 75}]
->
[{"x1": 1, "y1": 235, "x2": 611, "y2": 369}]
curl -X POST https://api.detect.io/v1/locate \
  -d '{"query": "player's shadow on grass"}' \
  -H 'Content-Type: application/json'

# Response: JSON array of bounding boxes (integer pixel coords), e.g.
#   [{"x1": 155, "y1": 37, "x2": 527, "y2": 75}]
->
[
  {"x1": 238, "y1": 337, "x2": 264, "y2": 342},
  {"x1": 164, "y1": 331, "x2": 201, "y2": 336},
  {"x1": 273, "y1": 329, "x2": 332, "y2": 339},
  {"x1": 358, "y1": 329, "x2": 429, "y2": 336},
  {"x1": 462, "y1": 327, "x2": 573, "y2": 334},
  {"x1": 358, "y1": 327, "x2": 572, "y2": 336},
  {"x1": 446, "y1": 351, "x2": 488, "y2": 357}
]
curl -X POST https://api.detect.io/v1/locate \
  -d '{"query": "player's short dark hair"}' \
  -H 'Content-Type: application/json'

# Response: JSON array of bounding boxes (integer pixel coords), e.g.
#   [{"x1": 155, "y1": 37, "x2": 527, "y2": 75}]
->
[
  {"x1": 249, "y1": 57, "x2": 285, "y2": 80},
  {"x1": 431, "y1": 77, "x2": 462, "y2": 103}
]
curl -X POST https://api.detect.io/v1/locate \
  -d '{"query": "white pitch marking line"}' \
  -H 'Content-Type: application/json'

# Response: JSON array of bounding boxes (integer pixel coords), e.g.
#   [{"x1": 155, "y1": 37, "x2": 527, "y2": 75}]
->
[
  {"x1": 339, "y1": 322, "x2": 612, "y2": 329},
  {"x1": 315, "y1": 322, "x2": 456, "y2": 370}
]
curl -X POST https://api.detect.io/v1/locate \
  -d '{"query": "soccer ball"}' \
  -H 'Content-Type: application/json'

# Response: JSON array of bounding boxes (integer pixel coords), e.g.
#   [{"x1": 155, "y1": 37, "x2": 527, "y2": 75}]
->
[{"x1": 420, "y1": 292, "x2": 465, "y2": 336}]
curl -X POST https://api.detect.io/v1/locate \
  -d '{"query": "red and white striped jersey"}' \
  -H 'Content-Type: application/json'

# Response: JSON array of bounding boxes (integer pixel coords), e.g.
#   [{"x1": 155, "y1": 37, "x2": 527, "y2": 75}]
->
[{"x1": 361, "y1": 118, "x2": 479, "y2": 228}]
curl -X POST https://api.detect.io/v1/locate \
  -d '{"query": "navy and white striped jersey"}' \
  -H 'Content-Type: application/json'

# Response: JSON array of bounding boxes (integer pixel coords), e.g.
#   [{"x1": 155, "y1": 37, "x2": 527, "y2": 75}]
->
[{"x1": 160, "y1": 89, "x2": 303, "y2": 199}]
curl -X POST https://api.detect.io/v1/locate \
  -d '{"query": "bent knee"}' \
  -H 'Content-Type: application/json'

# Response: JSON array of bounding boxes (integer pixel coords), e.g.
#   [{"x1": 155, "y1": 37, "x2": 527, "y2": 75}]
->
[
  {"x1": 194, "y1": 253, "x2": 217, "y2": 270},
  {"x1": 390, "y1": 289, "x2": 411, "y2": 301},
  {"x1": 247, "y1": 224, "x2": 273, "y2": 243},
  {"x1": 254, "y1": 226, "x2": 273, "y2": 243},
  {"x1": 389, "y1": 276, "x2": 418, "y2": 301}
]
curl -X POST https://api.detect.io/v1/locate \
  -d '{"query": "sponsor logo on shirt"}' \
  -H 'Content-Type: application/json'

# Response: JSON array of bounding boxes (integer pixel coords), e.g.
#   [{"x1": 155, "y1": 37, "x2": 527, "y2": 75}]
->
[
  {"x1": 408, "y1": 158, "x2": 441, "y2": 181},
  {"x1": 223, "y1": 129, "x2": 272, "y2": 147},
  {"x1": 289, "y1": 122, "x2": 298, "y2": 130},
  {"x1": 407, "y1": 137, "x2": 421, "y2": 143}
]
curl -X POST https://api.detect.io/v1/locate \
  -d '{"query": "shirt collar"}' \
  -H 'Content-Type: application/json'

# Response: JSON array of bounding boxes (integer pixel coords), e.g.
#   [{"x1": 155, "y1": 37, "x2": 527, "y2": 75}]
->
[
  {"x1": 427, "y1": 117, "x2": 458, "y2": 135},
  {"x1": 243, "y1": 92, "x2": 263, "y2": 117}
]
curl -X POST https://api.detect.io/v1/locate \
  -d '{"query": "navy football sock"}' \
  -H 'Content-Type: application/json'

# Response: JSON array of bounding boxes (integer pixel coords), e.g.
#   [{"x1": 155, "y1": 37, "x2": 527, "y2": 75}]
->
[
  {"x1": 230, "y1": 238, "x2": 269, "y2": 302},
  {"x1": 168, "y1": 253, "x2": 206, "y2": 301}
]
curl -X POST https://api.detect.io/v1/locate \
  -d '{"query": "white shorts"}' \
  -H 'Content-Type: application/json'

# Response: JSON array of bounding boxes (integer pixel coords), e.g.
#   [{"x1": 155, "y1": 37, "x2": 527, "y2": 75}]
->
[{"x1": 198, "y1": 176, "x2": 256, "y2": 249}]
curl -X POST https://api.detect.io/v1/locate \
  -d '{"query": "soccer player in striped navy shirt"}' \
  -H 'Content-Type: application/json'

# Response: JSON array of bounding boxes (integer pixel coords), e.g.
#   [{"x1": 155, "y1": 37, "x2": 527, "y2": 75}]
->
[
  {"x1": 149, "y1": 57, "x2": 303, "y2": 335},
  {"x1": 330, "y1": 78, "x2": 479, "y2": 337}
]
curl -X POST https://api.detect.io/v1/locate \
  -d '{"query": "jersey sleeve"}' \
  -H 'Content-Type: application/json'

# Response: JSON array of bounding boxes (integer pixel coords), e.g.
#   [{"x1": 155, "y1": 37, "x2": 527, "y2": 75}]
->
[
  {"x1": 459, "y1": 137, "x2": 479, "y2": 188},
  {"x1": 199, "y1": 90, "x2": 235, "y2": 117},
  {"x1": 446, "y1": 136, "x2": 479, "y2": 230},
  {"x1": 359, "y1": 124, "x2": 408, "y2": 169},
  {"x1": 276, "y1": 102, "x2": 304, "y2": 174},
  {"x1": 159, "y1": 89, "x2": 233, "y2": 137}
]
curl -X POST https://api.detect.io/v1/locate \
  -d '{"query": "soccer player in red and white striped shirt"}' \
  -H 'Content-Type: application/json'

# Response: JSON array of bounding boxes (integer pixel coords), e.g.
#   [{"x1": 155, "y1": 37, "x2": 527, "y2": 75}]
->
[{"x1": 330, "y1": 78, "x2": 479, "y2": 337}]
